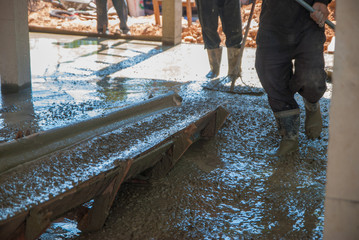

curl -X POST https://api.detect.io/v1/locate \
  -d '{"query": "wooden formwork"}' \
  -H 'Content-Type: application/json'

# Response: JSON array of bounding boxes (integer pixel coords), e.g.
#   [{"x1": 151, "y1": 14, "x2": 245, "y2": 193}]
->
[
  {"x1": 0, "y1": 97, "x2": 228, "y2": 240},
  {"x1": 28, "y1": 25, "x2": 163, "y2": 42}
]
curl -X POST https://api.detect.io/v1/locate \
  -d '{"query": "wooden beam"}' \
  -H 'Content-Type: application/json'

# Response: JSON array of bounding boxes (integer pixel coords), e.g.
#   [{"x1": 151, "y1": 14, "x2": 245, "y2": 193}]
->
[
  {"x1": 153, "y1": 0, "x2": 161, "y2": 25},
  {"x1": 78, "y1": 160, "x2": 131, "y2": 232},
  {"x1": 186, "y1": 0, "x2": 192, "y2": 26}
]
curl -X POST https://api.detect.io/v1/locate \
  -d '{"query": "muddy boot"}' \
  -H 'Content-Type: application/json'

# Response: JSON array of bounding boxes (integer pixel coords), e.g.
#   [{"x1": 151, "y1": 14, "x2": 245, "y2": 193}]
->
[
  {"x1": 274, "y1": 109, "x2": 300, "y2": 156},
  {"x1": 304, "y1": 99, "x2": 322, "y2": 139},
  {"x1": 206, "y1": 48, "x2": 222, "y2": 79},
  {"x1": 221, "y1": 47, "x2": 242, "y2": 83}
]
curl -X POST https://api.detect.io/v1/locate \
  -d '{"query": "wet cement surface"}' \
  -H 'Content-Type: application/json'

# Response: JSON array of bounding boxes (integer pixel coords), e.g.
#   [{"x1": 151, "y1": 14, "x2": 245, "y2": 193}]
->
[
  {"x1": 63, "y1": 94, "x2": 330, "y2": 240},
  {"x1": 0, "y1": 33, "x2": 333, "y2": 239},
  {"x1": 0, "y1": 33, "x2": 182, "y2": 143}
]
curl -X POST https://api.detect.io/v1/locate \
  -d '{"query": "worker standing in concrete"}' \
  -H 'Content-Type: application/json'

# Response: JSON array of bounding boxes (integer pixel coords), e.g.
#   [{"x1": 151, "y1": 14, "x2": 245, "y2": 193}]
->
[
  {"x1": 255, "y1": 0, "x2": 331, "y2": 156},
  {"x1": 96, "y1": 0, "x2": 130, "y2": 34},
  {"x1": 196, "y1": 0, "x2": 252, "y2": 81}
]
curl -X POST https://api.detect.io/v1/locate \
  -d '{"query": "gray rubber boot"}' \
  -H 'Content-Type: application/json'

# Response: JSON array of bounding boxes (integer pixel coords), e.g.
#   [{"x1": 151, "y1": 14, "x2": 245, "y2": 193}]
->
[
  {"x1": 274, "y1": 109, "x2": 300, "y2": 156},
  {"x1": 304, "y1": 99, "x2": 323, "y2": 139},
  {"x1": 221, "y1": 47, "x2": 242, "y2": 83},
  {"x1": 206, "y1": 48, "x2": 222, "y2": 79}
]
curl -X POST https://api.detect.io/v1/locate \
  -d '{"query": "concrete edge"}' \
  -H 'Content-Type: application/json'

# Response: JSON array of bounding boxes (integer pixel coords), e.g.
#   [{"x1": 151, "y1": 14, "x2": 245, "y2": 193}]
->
[{"x1": 0, "y1": 91, "x2": 182, "y2": 174}]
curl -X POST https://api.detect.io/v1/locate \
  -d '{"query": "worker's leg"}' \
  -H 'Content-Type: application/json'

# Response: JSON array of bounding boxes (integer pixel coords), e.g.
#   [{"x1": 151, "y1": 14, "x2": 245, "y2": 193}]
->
[
  {"x1": 218, "y1": 0, "x2": 242, "y2": 80},
  {"x1": 255, "y1": 29, "x2": 298, "y2": 112},
  {"x1": 96, "y1": 0, "x2": 108, "y2": 33},
  {"x1": 292, "y1": 27, "x2": 327, "y2": 139},
  {"x1": 195, "y1": 0, "x2": 221, "y2": 49},
  {"x1": 196, "y1": 0, "x2": 222, "y2": 78},
  {"x1": 218, "y1": 0, "x2": 242, "y2": 49},
  {"x1": 255, "y1": 29, "x2": 300, "y2": 155},
  {"x1": 112, "y1": 0, "x2": 130, "y2": 33},
  {"x1": 291, "y1": 27, "x2": 327, "y2": 104}
]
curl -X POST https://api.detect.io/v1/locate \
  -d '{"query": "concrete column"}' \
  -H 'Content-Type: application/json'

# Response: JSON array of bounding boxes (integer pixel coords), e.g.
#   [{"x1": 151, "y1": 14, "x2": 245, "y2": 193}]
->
[
  {"x1": 162, "y1": 0, "x2": 182, "y2": 46},
  {"x1": 0, "y1": 0, "x2": 31, "y2": 93},
  {"x1": 324, "y1": 1, "x2": 359, "y2": 239}
]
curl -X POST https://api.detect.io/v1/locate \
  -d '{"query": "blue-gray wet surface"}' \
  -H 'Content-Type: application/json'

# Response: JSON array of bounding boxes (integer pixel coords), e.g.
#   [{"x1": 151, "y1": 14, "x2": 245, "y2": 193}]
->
[
  {"x1": 66, "y1": 93, "x2": 329, "y2": 240},
  {"x1": 0, "y1": 33, "x2": 181, "y2": 142},
  {"x1": 0, "y1": 33, "x2": 333, "y2": 239}
]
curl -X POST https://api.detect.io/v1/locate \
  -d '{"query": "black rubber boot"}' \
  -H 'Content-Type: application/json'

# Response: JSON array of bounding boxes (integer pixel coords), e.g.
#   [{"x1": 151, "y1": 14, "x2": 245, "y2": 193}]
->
[
  {"x1": 304, "y1": 99, "x2": 323, "y2": 139},
  {"x1": 274, "y1": 109, "x2": 300, "y2": 156},
  {"x1": 206, "y1": 48, "x2": 222, "y2": 79}
]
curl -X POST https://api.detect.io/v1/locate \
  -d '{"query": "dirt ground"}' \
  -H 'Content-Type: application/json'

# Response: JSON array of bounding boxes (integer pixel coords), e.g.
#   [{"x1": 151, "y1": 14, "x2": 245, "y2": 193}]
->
[{"x1": 28, "y1": 0, "x2": 336, "y2": 50}]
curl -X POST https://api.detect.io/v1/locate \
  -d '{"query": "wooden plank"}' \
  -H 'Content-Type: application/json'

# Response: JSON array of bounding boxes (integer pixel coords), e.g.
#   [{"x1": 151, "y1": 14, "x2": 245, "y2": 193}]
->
[
  {"x1": 215, "y1": 106, "x2": 230, "y2": 133},
  {"x1": 172, "y1": 124, "x2": 196, "y2": 162},
  {"x1": 186, "y1": 0, "x2": 192, "y2": 26},
  {"x1": 201, "y1": 106, "x2": 229, "y2": 139},
  {"x1": 154, "y1": 0, "x2": 195, "y2": 27},
  {"x1": 153, "y1": 0, "x2": 161, "y2": 25},
  {"x1": 22, "y1": 160, "x2": 131, "y2": 239},
  {"x1": 143, "y1": 149, "x2": 174, "y2": 179},
  {"x1": 78, "y1": 160, "x2": 131, "y2": 232},
  {"x1": 0, "y1": 213, "x2": 26, "y2": 240},
  {"x1": 28, "y1": 25, "x2": 163, "y2": 42},
  {"x1": 201, "y1": 114, "x2": 217, "y2": 139},
  {"x1": 125, "y1": 140, "x2": 174, "y2": 179}
]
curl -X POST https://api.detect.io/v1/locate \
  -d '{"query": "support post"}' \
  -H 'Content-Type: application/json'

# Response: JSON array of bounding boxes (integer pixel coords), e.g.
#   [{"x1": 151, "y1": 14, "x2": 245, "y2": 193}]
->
[
  {"x1": 0, "y1": 0, "x2": 31, "y2": 93},
  {"x1": 323, "y1": 1, "x2": 359, "y2": 239},
  {"x1": 162, "y1": 0, "x2": 182, "y2": 46}
]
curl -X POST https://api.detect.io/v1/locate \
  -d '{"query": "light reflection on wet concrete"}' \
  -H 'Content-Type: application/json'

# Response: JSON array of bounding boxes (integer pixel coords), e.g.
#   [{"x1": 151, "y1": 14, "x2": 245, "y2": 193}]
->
[
  {"x1": 0, "y1": 33, "x2": 182, "y2": 142},
  {"x1": 0, "y1": 33, "x2": 334, "y2": 239}
]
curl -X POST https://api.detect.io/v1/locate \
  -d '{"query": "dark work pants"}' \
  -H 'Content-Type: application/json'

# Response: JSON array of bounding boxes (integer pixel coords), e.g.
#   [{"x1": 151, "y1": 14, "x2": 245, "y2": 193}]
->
[
  {"x1": 255, "y1": 25, "x2": 327, "y2": 113},
  {"x1": 195, "y1": 0, "x2": 242, "y2": 49},
  {"x1": 97, "y1": 0, "x2": 129, "y2": 32}
]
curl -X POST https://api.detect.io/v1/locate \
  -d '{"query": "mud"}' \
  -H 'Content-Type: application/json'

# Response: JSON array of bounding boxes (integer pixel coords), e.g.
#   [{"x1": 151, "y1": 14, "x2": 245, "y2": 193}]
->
[{"x1": 0, "y1": 33, "x2": 333, "y2": 239}]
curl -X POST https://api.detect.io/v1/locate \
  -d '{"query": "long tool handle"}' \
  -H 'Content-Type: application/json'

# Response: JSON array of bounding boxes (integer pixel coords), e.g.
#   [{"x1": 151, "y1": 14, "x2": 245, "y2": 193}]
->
[
  {"x1": 295, "y1": 0, "x2": 335, "y2": 30},
  {"x1": 230, "y1": 0, "x2": 257, "y2": 92}
]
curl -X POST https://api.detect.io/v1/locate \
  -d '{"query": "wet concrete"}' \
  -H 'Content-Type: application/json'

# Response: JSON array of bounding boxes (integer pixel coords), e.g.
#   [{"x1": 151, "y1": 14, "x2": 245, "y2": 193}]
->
[
  {"x1": 63, "y1": 94, "x2": 330, "y2": 239},
  {"x1": 0, "y1": 33, "x2": 182, "y2": 143},
  {"x1": 0, "y1": 33, "x2": 334, "y2": 239}
]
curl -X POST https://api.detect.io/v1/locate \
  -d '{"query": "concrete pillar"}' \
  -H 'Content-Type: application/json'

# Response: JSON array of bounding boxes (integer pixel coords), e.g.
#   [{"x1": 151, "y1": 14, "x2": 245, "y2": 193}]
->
[
  {"x1": 324, "y1": 1, "x2": 359, "y2": 239},
  {"x1": 162, "y1": 0, "x2": 182, "y2": 46},
  {"x1": 0, "y1": 0, "x2": 31, "y2": 93}
]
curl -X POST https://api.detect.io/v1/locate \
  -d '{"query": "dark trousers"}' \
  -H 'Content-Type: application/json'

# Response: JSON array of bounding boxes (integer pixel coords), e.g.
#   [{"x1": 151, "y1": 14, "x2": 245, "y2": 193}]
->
[
  {"x1": 97, "y1": 0, "x2": 129, "y2": 32},
  {"x1": 195, "y1": 0, "x2": 242, "y2": 49},
  {"x1": 255, "y1": 26, "x2": 327, "y2": 113}
]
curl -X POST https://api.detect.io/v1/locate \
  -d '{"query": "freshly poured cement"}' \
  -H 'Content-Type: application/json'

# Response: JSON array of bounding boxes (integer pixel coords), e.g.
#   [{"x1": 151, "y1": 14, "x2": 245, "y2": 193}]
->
[
  {"x1": 66, "y1": 91, "x2": 330, "y2": 240},
  {"x1": 0, "y1": 99, "x2": 220, "y2": 221},
  {"x1": 0, "y1": 33, "x2": 333, "y2": 239}
]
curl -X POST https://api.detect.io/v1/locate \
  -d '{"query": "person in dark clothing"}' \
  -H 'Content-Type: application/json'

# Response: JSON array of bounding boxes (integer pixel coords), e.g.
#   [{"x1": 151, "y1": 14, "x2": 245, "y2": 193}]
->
[
  {"x1": 96, "y1": 0, "x2": 130, "y2": 34},
  {"x1": 255, "y1": 0, "x2": 331, "y2": 156},
  {"x1": 196, "y1": 0, "x2": 250, "y2": 82}
]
